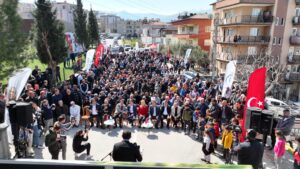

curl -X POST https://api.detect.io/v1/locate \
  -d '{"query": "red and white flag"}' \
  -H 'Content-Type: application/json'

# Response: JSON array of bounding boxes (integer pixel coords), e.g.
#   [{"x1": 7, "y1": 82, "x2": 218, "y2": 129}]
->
[
  {"x1": 241, "y1": 67, "x2": 266, "y2": 141},
  {"x1": 94, "y1": 43, "x2": 104, "y2": 67}
]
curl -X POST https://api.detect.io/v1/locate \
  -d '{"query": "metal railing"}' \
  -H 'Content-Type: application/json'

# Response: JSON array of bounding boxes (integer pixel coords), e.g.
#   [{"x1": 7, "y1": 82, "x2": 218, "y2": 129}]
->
[
  {"x1": 216, "y1": 15, "x2": 273, "y2": 26},
  {"x1": 215, "y1": 36, "x2": 270, "y2": 45},
  {"x1": 285, "y1": 72, "x2": 300, "y2": 82},
  {"x1": 287, "y1": 54, "x2": 300, "y2": 64}
]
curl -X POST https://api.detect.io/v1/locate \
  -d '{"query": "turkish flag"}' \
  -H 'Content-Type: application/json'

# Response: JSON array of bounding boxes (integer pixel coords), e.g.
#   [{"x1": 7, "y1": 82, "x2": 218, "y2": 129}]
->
[
  {"x1": 94, "y1": 43, "x2": 104, "y2": 67},
  {"x1": 241, "y1": 67, "x2": 266, "y2": 141}
]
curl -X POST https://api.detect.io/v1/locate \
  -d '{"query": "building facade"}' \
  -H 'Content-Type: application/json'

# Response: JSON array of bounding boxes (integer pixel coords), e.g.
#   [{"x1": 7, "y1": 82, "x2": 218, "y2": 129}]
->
[
  {"x1": 97, "y1": 14, "x2": 126, "y2": 34},
  {"x1": 125, "y1": 20, "x2": 143, "y2": 37},
  {"x1": 17, "y1": 3, "x2": 35, "y2": 35},
  {"x1": 171, "y1": 14, "x2": 212, "y2": 52},
  {"x1": 211, "y1": 0, "x2": 300, "y2": 101},
  {"x1": 141, "y1": 22, "x2": 176, "y2": 45},
  {"x1": 52, "y1": 1, "x2": 76, "y2": 32}
]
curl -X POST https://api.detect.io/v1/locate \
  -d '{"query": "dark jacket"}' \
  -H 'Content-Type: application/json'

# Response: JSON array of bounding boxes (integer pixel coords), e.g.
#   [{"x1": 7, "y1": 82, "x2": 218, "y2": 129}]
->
[
  {"x1": 210, "y1": 104, "x2": 221, "y2": 120},
  {"x1": 160, "y1": 105, "x2": 171, "y2": 116},
  {"x1": 73, "y1": 135, "x2": 88, "y2": 152},
  {"x1": 237, "y1": 140, "x2": 264, "y2": 169},
  {"x1": 52, "y1": 94, "x2": 63, "y2": 105},
  {"x1": 222, "y1": 105, "x2": 234, "y2": 122},
  {"x1": 276, "y1": 116, "x2": 295, "y2": 136},
  {"x1": 127, "y1": 104, "x2": 137, "y2": 116},
  {"x1": 112, "y1": 140, "x2": 142, "y2": 162},
  {"x1": 149, "y1": 105, "x2": 161, "y2": 117},
  {"x1": 89, "y1": 103, "x2": 101, "y2": 115},
  {"x1": 54, "y1": 105, "x2": 69, "y2": 120},
  {"x1": 42, "y1": 105, "x2": 53, "y2": 120}
]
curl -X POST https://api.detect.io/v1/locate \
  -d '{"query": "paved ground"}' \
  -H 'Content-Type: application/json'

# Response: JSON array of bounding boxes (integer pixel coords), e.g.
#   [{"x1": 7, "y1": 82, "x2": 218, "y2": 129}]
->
[{"x1": 8, "y1": 125, "x2": 295, "y2": 168}]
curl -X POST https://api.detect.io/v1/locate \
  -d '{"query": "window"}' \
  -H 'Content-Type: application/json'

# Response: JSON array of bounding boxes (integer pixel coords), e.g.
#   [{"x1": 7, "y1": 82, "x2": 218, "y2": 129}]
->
[
  {"x1": 275, "y1": 17, "x2": 279, "y2": 25},
  {"x1": 293, "y1": 28, "x2": 298, "y2": 36},
  {"x1": 296, "y1": 8, "x2": 300, "y2": 16},
  {"x1": 273, "y1": 37, "x2": 276, "y2": 45},
  {"x1": 62, "y1": 5, "x2": 65, "y2": 9},
  {"x1": 182, "y1": 27, "x2": 185, "y2": 32},
  {"x1": 278, "y1": 37, "x2": 282, "y2": 45},
  {"x1": 189, "y1": 26, "x2": 194, "y2": 33},
  {"x1": 204, "y1": 39, "x2": 210, "y2": 46},
  {"x1": 270, "y1": 101, "x2": 280, "y2": 106},
  {"x1": 205, "y1": 26, "x2": 211, "y2": 32},
  {"x1": 281, "y1": 18, "x2": 285, "y2": 25}
]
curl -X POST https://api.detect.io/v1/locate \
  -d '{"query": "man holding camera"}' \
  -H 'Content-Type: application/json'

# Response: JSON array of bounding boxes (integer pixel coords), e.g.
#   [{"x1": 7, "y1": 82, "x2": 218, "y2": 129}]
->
[{"x1": 112, "y1": 131, "x2": 142, "y2": 162}]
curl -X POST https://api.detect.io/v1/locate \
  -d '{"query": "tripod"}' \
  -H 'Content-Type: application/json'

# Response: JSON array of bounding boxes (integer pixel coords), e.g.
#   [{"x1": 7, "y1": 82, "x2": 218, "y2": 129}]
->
[{"x1": 100, "y1": 152, "x2": 112, "y2": 161}]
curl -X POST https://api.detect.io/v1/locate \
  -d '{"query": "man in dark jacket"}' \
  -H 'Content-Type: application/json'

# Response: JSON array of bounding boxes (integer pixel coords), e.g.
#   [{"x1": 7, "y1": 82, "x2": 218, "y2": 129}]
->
[
  {"x1": 276, "y1": 109, "x2": 295, "y2": 148},
  {"x1": 149, "y1": 99, "x2": 161, "y2": 129},
  {"x1": 221, "y1": 100, "x2": 234, "y2": 124},
  {"x1": 210, "y1": 99, "x2": 221, "y2": 121},
  {"x1": 45, "y1": 126, "x2": 61, "y2": 160},
  {"x1": 234, "y1": 130, "x2": 264, "y2": 169},
  {"x1": 112, "y1": 131, "x2": 142, "y2": 162}
]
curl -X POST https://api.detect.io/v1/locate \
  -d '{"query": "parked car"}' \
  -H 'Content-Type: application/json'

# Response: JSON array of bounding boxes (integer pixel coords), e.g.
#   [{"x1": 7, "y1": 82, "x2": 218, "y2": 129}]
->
[{"x1": 265, "y1": 97, "x2": 300, "y2": 117}]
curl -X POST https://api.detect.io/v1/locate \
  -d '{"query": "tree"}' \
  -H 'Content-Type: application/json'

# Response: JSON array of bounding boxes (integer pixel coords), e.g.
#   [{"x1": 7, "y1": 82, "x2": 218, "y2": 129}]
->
[
  {"x1": 88, "y1": 8, "x2": 99, "y2": 46},
  {"x1": 0, "y1": 0, "x2": 28, "y2": 79},
  {"x1": 74, "y1": 0, "x2": 89, "y2": 49},
  {"x1": 34, "y1": 0, "x2": 67, "y2": 84}
]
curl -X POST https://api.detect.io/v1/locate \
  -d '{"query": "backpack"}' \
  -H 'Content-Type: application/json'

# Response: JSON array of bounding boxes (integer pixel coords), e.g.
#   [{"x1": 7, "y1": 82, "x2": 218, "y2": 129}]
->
[{"x1": 45, "y1": 131, "x2": 54, "y2": 147}]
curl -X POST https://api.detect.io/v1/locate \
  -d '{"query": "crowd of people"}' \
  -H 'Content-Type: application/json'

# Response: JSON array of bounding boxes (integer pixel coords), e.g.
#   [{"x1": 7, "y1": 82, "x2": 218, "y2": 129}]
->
[{"x1": 0, "y1": 49, "x2": 299, "y2": 169}]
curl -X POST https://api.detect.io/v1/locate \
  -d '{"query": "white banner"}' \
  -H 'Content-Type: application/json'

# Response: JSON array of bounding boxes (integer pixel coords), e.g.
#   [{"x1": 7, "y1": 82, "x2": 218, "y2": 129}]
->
[
  {"x1": 6, "y1": 68, "x2": 32, "y2": 100},
  {"x1": 222, "y1": 61, "x2": 236, "y2": 98},
  {"x1": 83, "y1": 49, "x2": 95, "y2": 72},
  {"x1": 184, "y1": 48, "x2": 192, "y2": 64}
]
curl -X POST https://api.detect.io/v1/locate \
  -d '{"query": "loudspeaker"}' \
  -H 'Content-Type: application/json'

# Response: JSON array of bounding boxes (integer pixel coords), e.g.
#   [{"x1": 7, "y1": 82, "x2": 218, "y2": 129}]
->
[
  {"x1": 245, "y1": 107, "x2": 262, "y2": 131},
  {"x1": 15, "y1": 102, "x2": 33, "y2": 126},
  {"x1": 261, "y1": 110, "x2": 274, "y2": 135},
  {"x1": 0, "y1": 101, "x2": 5, "y2": 123}
]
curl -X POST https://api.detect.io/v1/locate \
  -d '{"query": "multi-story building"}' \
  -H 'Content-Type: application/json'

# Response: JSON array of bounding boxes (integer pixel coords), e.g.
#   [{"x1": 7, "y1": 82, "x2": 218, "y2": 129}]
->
[
  {"x1": 141, "y1": 22, "x2": 176, "y2": 45},
  {"x1": 52, "y1": 1, "x2": 76, "y2": 32},
  {"x1": 125, "y1": 20, "x2": 143, "y2": 37},
  {"x1": 97, "y1": 14, "x2": 126, "y2": 34},
  {"x1": 211, "y1": 0, "x2": 300, "y2": 102},
  {"x1": 171, "y1": 14, "x2": 212, "y2": 52},
  {"x1": 17, "y1": 3, "x2": 35, "y2": 35}
]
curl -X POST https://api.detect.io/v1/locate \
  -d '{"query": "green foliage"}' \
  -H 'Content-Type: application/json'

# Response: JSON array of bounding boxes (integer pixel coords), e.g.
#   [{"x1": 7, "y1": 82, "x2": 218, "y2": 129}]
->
[
  {"x1": 74, "y1": 0, "x2": 89, "y2": 48},
  {"x1": 160, "y1": 44, "x2": 209, "y2": 69},
  {"x1": 88, "y1": 8, "x2": 100, "y2": 46},
  {"x1": 34, "y1": 0, "x2": 67, "y2": 65},
  {"x1": 122, "y1": 38, "x2": 140, "y2": 47},
  {"x1": 0, "y1": 0, "x2": 29, "y2": 79}
]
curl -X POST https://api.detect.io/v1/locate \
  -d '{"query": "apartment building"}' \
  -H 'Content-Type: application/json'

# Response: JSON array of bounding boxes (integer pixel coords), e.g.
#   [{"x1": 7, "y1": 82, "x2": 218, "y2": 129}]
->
[
  {"x1": 97, "y1": 14, "x2": 126, "y2": 34},
  {"x1": 125, "y1": 20, "x2": 143, "y2": 37},
  {"x1": 211, "y1": 0, "x2": 300, "y2": 102},
  {"x1": 171, "y1": 14, "x2": 212, "y2": 52},
  {"x1": 52, "y1": 2, "x2": 76, "y2": 32}
]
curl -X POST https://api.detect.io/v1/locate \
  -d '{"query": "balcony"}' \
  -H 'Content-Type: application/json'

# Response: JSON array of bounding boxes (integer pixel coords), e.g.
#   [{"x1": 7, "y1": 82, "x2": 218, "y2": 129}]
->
[
  {"x1": 215, "y1": 0, "x2": 275, "y2": 9},
  {"x1": 215, "y1": 36, "x2": 270, "y2": 45},
  {"x1": 285, "y1": 72, "x2": 300, "y2": 82},
  {"x1": 293, "y1": 16, "x2": 300, "y2": 25},
  {"x1": 216, "y1": 15, "x2": 273, "y2": 26},
  {"x1": 175, "y1": 33, "x2": 199, "y2": 39},
  {"x1": 290, "y1": 36, "x2": 300, "y2": 45},
  {"x1": 287, "y1": 54, "x2": 300, "y2": 64},
  {"x1": 296, "y1": 0, "x2": 300, "y2": 5}
]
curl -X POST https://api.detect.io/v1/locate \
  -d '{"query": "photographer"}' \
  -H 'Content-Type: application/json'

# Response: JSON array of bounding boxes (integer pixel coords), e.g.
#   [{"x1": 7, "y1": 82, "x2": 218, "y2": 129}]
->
[
  {"x1": 45, "y1": 124, "x2": 61, "y2": 160},
  {"x1": 72, "y1": 129, "x2": 92, "y2": 160},
  {"x1": 112, "y1": 131, "x2": 142, "y2": 162}
]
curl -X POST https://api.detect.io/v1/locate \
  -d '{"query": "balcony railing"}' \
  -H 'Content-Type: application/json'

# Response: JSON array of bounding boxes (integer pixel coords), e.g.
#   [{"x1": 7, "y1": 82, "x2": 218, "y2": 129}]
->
[
  {"x1": 290, "y1": 36, "x2": 300, "y2": 45},
  {"x1": 285, "y1": 72, "x2": 300, "y2": 82},
  {"x1": 287, "y1": 54, "x2": 300, "y2": 64},
  {"x1": 215, "y1": 0, "x2": 275, "y2": 9},
  {"x1": 296, "y1": 0, "x2": 300, "y2": 5},
  {"x1": 216, "y1": 15, "x2": 273, "y2": 26},
  {"x1": 215, "y1": 36, "x2": 270, "y2": 45}
]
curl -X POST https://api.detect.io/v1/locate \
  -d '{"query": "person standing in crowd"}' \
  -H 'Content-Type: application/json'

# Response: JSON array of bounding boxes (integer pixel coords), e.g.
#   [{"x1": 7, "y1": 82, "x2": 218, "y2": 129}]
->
[
  {"x1": 137, "y1": 100, "x2": 148, "y2": 128},
  {"x1": 45, "y1": 125, "x2": 61, "y2": 160},
  {"x1": 41, "y1": 99, "x2": 54, "y2": 134},
  {"x1": 89, "y1": 98, "x2": 101, "y2": 128},
  {"x1": 112, "y1": 131, "x2": 142, "y2": 162},
  {"x1": 276, "y1": 109, "x2": 295, "y2": 148},
  {"x1": 54, "y1": 100, "x2": 69, "y2": 122},
  {"x1": 294, "y1": 136, "x2": 300, "y2": 169},
  {"x1": 222, "y1": 125, "x2": 233, "y2": 164},
  {"x1": 32, "y1": 102, "x2": 44, "y2": 149},
  {"x1": 70, "y1": 101, "x2": 81, "y2": 127},
  {"x1": 73, "y1": 129, "x2": 92, "y2": 160},
  {"x1": 55, "y1": 115, "x2": 74, "y2": 160},
  {"x1": 209, "y1": 99, "x2": 221, "y2": 122},
  {"x1": 273, "y1": 130, "x2": 285, "y2": 169},
  {"x1": 201, "y1": 129, "x2": 214, "y2": 164},
  {"x1": 52, "y1": 88, "x2": 63, "y2": 106},
  {"x1": 182, "y1": 102, "x2": 192, "y2": 135},
  {"x1": 149, "y1": 99, "x2": 161, "y2": 129},
  {"x1": 160, "y1": 99, "x2": 171, "y2": 129},
  {"x1": 234, "y1": 130, "x2": 264, "y2": 169},
  {"x1": 114, "y1": 99, "x2": 127, "y2": 128},
  {"x1": 171, "y1": 101, "x2": 182, "y2": 129},
  {"x1": 221, "y1": 100, "x2": 233, "y2": 124}
]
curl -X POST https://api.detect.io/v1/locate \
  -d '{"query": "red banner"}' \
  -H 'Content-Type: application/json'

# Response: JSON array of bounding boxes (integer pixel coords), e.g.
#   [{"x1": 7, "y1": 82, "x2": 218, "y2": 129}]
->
[
  {"x1": 94, "y1": 43, "x2": 104, "y2": 67},
  {"x1": 241, "y1": 67, "x2": 266, "y2": 141}
]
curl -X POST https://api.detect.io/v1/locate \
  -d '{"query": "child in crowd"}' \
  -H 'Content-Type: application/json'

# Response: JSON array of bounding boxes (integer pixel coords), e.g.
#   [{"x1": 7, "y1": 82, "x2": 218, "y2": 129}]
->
[
  {"x1": 197, "y1": 116, "x2": 206, "y2": 142},
  {"x1": 274, "y1": 130, "x2": 286, "y2": 169},
  {"x1": 213, "y1": 119, "x2": 220, "y2": 148},
  {"x1": 294, "y1": 136, "x2": 300, "y2": 169},
  {"x1": 192, "y1": 108, "x2": 200, "y2": 134},
  {"x1": 222, "y1": 125, "x2": 233, "y2": 164},
  {"x1": 201, "y1": 129, "x2": 214, "y2": 164}
]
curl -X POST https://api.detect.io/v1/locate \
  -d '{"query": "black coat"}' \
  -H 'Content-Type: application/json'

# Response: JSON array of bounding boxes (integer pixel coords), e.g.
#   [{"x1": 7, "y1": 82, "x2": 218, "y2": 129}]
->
[
  {"x1": 237, "y1": 140, "x2": 264, "y2": 169},
  {"x1": 112, "y1": 140, "x2": 142, "y2": 162},
  {"x1": 222, "y1": 106, "x2": 234, "y2": 122}
]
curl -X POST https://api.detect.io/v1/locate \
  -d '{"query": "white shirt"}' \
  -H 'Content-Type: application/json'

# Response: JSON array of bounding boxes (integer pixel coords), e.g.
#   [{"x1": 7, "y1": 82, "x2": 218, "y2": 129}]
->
[
  {"x1": 204, "y1": 136, "x2": 211, "y2": 151},
  {"x1": 70, "y1": 104, "x2": 80, "y2": 117},
  {"x1": 153, "y1": 107, "x2": 157, "y2": 116},
  {"x1": 91, "y1": 104, "x2": 97, "y2": 115},
  {"x1": 163, "y1": 106, "x2": 168, "y2": 115},
  {"x1": 129, "y1": 105, "x2": 134, "y2": 113}
]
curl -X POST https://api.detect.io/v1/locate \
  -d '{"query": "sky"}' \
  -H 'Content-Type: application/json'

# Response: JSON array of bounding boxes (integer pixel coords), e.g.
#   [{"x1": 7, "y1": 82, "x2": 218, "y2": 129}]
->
[{"x1": 19, "y1": 0, "x2": 215, "y2": 15}]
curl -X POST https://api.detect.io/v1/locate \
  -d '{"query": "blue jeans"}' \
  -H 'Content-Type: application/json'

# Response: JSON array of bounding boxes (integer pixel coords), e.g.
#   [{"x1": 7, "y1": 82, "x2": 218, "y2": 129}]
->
[{"x1": 32, "y1": 125, "x2": 42, "y2": 147}]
